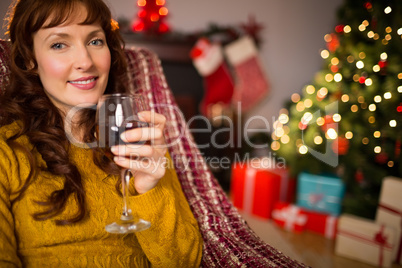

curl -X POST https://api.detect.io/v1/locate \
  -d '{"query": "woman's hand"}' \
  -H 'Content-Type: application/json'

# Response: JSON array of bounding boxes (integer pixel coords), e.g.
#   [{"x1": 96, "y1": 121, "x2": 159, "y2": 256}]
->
[{"x1": 111, "y1": 111, "x2": 167, "y2": 194}]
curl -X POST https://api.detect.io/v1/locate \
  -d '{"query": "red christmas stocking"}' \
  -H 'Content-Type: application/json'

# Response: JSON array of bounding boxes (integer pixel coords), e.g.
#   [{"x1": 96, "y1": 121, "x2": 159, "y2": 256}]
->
[
  {"x1": 224, "y1": 36, "x2": 269, "y2": 113},
  {"x1": 191, "y1": 38, "x2": 234, "y2": 116}
]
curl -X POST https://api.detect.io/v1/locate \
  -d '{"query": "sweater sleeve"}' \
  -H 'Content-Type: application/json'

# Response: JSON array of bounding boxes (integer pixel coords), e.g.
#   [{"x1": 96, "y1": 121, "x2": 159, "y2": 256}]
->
[
  {"x1": 129, "y1": 153, "x2": 203, "y2": 268},
  {"x1": 0, "y1": 139, "x2": 23, "y2": 268}
]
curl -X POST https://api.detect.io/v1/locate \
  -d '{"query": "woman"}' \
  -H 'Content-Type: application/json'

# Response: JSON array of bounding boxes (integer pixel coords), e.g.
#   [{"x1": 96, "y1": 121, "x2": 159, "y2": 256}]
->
[{"x1": 0, "y1": 0, "x2": 203, "y2": 267}]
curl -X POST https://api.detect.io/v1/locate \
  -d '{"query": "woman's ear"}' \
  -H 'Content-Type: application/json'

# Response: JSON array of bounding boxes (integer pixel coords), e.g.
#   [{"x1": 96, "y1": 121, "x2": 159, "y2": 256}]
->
[{"x1": 27, "y1": 60, "x2": 37, "y2": 74}]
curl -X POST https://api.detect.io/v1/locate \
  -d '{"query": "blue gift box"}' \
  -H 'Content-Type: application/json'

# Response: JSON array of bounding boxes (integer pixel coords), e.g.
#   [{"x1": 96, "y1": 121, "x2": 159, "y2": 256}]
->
[{"x1": 296, "y1": 172, "x2": 345, "y2": 216}]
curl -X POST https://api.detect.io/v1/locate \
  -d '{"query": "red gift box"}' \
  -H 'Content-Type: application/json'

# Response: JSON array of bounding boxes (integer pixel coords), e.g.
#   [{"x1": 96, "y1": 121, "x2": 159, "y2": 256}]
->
[
  {"x1": 271, "y1": 202, "x2": 307, "y2": 232},
  {"x1": 304, "y1": 209, "x2": 338, "y2": 239},
  {"x1": 231, "y1": 162, "x2": 281, "y2": 219}
]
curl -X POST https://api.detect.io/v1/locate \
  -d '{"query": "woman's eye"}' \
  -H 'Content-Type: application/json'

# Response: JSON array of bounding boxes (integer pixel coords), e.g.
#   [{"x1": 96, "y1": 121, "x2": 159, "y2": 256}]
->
[
  {"x1": 90, "y1": 39, "x2": 104, "y2": 46},
  {"x1": 50, "y1": 43, "x2": 66, "y2": 50}
]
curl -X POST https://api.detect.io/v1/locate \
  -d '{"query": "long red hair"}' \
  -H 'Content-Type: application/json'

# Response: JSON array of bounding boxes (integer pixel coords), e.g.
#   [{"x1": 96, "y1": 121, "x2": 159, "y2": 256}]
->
[{"x1": 0, "y1": 0, "x2": 127, "y2": 225}]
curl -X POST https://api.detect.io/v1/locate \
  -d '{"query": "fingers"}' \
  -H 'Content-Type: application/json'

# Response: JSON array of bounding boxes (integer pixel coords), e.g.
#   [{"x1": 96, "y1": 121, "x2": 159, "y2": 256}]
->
[
  {"x1": 139, "y1": 110, "x2": 166, "y2": 123},
  {"x1": 111, "y1": 144, "x2": 164, "y2": 158},
  {"x1": 121, "y1": 111, "x2": 166, "y2": 146},
  {"x1": 121, "y1": 127, "x2": 164, "y2": 144},
  {"x1": 113, "y1": 155, "x2": 167, "y2": 180}
]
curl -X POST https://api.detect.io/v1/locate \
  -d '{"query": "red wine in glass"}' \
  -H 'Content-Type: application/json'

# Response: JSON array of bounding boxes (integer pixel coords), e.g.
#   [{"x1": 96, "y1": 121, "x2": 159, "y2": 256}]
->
[
  {"x1": 98, "y1": 120, "x2": 149, "y2": 161},
  {"x1": 96, "y1": 93, "x2": 151, "y2": 234}
]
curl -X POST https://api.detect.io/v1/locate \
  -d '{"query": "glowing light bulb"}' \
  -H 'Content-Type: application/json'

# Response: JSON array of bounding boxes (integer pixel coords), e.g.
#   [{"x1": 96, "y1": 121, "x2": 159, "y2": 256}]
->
[
  {"x1": 334, "y1": 73, "x2": 342, "y2": 82},
  {"x1": 333, "y1": 114, "x2": 341, "y2": 122},
  {"x1": 281, "y1": 135, "x2": 290, "y2": 144},
  {"x1": 316, "y1": 117, "x2": 325, "y2": 126},
  {"x1": 345, "y1": 131, "x2": 353, "y2": 139},
  {"x1": 275, "y1": 127, "x2": 285, "y2": 138},
  {"x1": 291, "y1": 93, "x2": 301, "y2": 103},
  {"x1": 306, "y1": 85, "x2": 315, "y2": 94},
  {"x1": 325, "y1": 74, "x2": 333, "y2": 82},
  {"x1": 326, "y1": 128, "x2": 338, "y2": 140},
  {"x1": 384, "y1": 92, "x2": 392, "y2": 99},
  {"x1": 331, "y1": 58, "x2": 340, "y2": 65},
  {"x1": 302, "y1": 112, "x2": 313, "y2": 124},
  {"x1": 374, "y1": 131, "x2": 381, "y2": 138},
  {"x1": 385, "y1": 34, "x2": 392, "y2": 41},
  {"x1": 369, "y1": 104, "x2": 376, "y2": 111},
  {"x1": 304, "y1": 99, "x2": 313, "y2": 108},
  {"x1": 278, "y1": 114, "x2": 289, "y2": 124},
  {"x1": 159, "y1": 7, "x2": 168, "y2": 16},
  {"x1": 341, "y1": 94, "x2": 349, "y2": 102},
  {"x1": 344, "y1": 25, "x2": 351, "y2": 33},
  {"x1": 318, "y1": 87, "x2": 328, "y2": 97},
  {"x1": 390, "y1": 120, "x2": 397, "y2": 127},
  {"x1": 299, "y1": 145, "x2": 308, "y2": 154},
  {"x1": 374, "y1": 146, "x2": 381, "y2": 153},
  {"x1": 380, "y1": 52, "x2": 388, "y2": 60},
  {"x1": 314, "y1": 136, "x2": 323, "y2": 145},
  {"x1": 271, "y1": 141, "x2": 280, "y2": 151},
  {"x1": 321, "y1": 50, "x2": 330, "y2": 59},
  {"x1": 373, "y1": 65, "x2": 380, "y2": 72},
  {"x1": 296, "y1": 102, "x2": 305, "y2": 112},
  {"x1": 384, "y1": 6, "x2": 392, "y2": 14},
  {"x1": 356, "y1": 61, "x2": 364, "y2": 69},
  {"x1": 367, "y1": 31, "x2": 375, "y2": 38},
  {"x1": 374, "y1": 95, "x2": 382, "y2": 103},
  {"x1": 365, "y1": 78, "x2": 373, "y2": 86}
]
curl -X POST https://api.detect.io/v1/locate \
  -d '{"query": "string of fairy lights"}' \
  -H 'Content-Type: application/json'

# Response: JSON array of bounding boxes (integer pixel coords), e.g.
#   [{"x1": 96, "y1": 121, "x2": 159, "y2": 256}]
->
[{"x1": 272, "y1": 4, "x2": 402, "y2": 170}]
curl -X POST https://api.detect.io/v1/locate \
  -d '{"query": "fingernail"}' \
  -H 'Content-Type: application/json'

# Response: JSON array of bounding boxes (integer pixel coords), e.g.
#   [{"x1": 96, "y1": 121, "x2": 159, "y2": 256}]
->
[
  {"x1": 120, "y1": 133, "x2": 128, "y2": 143},
  {"x1": 111, "y1": 146, "x2": 117, "y2": 153}
]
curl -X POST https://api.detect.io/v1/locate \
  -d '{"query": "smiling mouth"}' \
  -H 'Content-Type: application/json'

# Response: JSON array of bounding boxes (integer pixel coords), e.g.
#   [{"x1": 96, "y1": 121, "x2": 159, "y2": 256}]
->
[{"x1": 69, "y1": 77, "x2": 97, "y2": 85}]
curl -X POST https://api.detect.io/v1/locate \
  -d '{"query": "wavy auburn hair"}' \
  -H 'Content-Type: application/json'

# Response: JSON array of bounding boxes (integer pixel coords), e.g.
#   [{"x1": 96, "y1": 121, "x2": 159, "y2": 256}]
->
[{"x1": 0, "y1": 0, "x2": 127, "y2": 224}]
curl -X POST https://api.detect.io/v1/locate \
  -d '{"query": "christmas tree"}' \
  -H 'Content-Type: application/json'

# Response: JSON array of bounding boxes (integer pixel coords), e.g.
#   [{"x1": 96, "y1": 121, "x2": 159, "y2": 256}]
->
[
  {"x1": 132, "y1": 0, "x2": 170, "y2": 34},
  {"x1": 273, "y1": 0, "x2": 402, "y2": 219}
]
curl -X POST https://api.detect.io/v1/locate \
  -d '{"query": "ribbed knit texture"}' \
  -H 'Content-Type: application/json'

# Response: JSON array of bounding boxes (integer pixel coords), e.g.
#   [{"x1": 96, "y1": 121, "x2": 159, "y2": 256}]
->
[{"x1": 0, "y1": 121, "x2": 203, "y2": 267}]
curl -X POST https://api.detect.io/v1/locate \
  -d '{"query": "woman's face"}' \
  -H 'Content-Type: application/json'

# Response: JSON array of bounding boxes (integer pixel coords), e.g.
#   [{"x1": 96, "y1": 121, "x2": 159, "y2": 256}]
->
[{"x1": 32, "y1": 4, "x2": 111, "y2": 114}]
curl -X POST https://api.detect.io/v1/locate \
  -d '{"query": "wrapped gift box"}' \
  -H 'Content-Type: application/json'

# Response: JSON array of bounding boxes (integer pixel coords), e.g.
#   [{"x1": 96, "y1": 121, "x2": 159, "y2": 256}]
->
[
  {"x1": 246, "y1": 157, "x2": 295, "y2": 202},
  {"x1": 296, "y1": 172, "x2": 345, "y2": 215},
  {"x1": 335, "y1": 214, "x2": 396, "y2": 268},
  {"x1": 231, "y1": 161, "x2": 281, "y2": 219},
  {"x1": 304, "y1": 209, "x2": 338, "y2": 239},
  {"x1": 271, "y1": 202, "x2": 307, "y2": 232},
  {"x1": 375, "y1": 176, "x2": 402, "y2": 265}
]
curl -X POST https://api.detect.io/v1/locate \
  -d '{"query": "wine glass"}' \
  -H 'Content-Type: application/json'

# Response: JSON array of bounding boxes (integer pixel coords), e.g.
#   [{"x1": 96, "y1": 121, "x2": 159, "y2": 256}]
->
[{"x1": 96, "y1": 93, "x2": 151, "y2": 233}]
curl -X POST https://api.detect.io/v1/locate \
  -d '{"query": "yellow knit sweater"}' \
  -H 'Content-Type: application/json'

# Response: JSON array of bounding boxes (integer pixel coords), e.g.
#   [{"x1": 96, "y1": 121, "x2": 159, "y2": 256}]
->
[{"x1": 0, "y1": 122, "x2": 203, "y2": 267}]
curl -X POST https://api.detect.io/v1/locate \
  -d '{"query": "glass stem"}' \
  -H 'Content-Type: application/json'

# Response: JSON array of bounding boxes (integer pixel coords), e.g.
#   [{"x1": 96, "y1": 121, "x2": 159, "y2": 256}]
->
[{"x1": 120, "y1": 168, "x2": 133, "y2": 221}]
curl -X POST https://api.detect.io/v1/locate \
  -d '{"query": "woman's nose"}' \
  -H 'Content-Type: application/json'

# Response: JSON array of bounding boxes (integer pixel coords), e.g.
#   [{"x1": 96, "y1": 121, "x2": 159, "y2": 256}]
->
[{"x1": 73, "y1": 46, "x2": 94, "y2": 71}]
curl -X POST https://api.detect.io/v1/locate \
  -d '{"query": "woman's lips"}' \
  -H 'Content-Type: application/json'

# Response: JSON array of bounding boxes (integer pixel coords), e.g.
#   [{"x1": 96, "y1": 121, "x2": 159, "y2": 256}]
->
[{"x1": 68, "y1": 77, "x2": 98, "y2": 90}]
